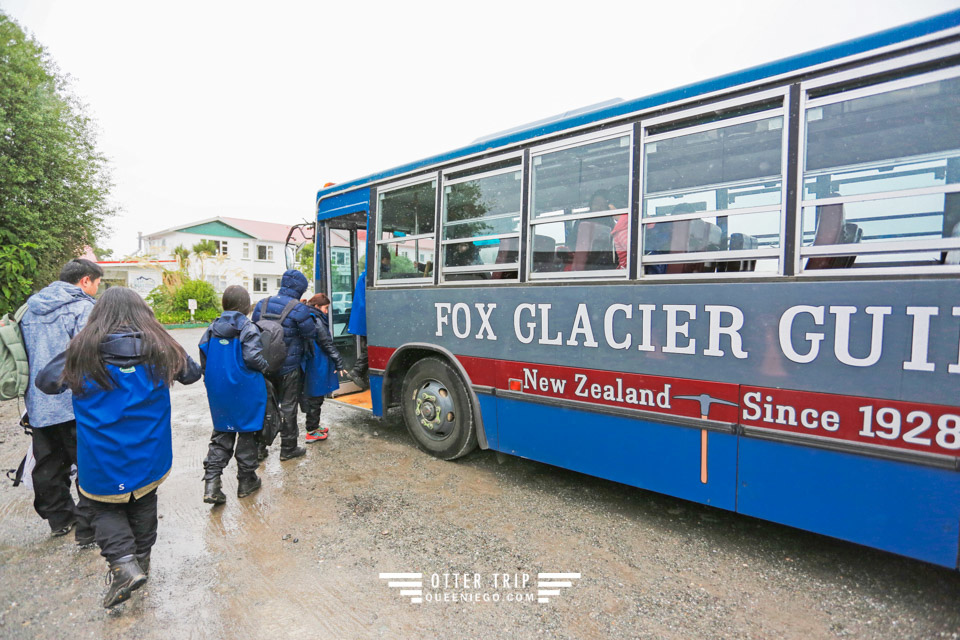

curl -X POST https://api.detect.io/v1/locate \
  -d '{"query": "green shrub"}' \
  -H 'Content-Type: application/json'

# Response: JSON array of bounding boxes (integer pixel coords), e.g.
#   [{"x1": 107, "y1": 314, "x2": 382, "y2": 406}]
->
[
  {"x1": 154, "y1": 308, "x2": 220, "y2": 325},
  {"x1": 172, "y1": 279, "x2": 218, "y2": 312}
]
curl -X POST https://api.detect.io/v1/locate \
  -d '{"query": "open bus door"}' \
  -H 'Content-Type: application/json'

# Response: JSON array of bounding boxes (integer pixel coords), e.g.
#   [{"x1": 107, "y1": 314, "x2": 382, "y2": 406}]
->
[{"x1": 314, "y1": 189, "x2": 370, "y2": 398}]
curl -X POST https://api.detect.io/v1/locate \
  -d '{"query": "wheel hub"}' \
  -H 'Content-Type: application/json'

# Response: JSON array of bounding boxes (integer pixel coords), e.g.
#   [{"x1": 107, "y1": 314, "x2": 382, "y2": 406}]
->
[{"x1": 414, "y1": 380, "x2": 455, "y2": 440}]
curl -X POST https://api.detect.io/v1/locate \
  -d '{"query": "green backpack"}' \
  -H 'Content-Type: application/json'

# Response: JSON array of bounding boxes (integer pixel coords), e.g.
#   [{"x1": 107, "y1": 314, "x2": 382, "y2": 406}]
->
[{"x1": 0, "y1": 304, "x2": 30, "y2": 401}]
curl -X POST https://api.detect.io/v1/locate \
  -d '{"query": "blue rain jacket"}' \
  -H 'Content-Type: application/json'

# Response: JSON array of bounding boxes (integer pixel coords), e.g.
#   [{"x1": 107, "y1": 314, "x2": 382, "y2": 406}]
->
[
  {"x1": 251, "y1": 270, "x2": 317, "y2": 375},
  {"x1": 36, "y1": 331, "x2": 201, "y2": 496},
  {"x1": 347, "y1": 271, "x2": 366, "y2": 336},
  {"x1": 199, "y1": 312, "x2": 268, "y2": 433},
  {"x1": 302, "y1": 311, "x2": 343, "y2": 398}
]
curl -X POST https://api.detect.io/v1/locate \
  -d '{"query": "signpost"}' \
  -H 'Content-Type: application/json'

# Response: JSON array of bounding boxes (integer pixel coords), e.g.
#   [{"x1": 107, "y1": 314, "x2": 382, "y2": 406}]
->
[{"x1": 188, "y1": 298, "x2": 197, "y2": 323}]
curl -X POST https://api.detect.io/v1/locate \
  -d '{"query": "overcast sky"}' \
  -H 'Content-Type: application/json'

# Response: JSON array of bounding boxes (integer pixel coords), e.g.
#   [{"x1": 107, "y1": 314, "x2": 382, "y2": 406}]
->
[{"x1": 2, "y1": 0, "x2": 959, "y2": 256}]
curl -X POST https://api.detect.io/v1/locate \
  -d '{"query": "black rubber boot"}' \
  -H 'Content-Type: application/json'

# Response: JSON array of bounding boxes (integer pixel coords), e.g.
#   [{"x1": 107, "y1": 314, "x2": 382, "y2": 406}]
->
[
  {"x1": 136, "y1": 552, "x2": 151, "y2": 577},
  {"x1": 103, "y1": 555, "x2": 147, "y2": 608},
  {"x1": 136, "y1": 551, "x2": 151, "y2": 577},
  {"x1": 237, "y1": 475, "x2": 261, "y2": 498},
  {"x1": 257, "y1": 445, "x2": 268, "y2": 461},
  {"x1": 279, "y1": 446, "x2": 306, "y2": 461},
  {"x1": 203, "y1": 477, "x2": 227, "y2": 504}
]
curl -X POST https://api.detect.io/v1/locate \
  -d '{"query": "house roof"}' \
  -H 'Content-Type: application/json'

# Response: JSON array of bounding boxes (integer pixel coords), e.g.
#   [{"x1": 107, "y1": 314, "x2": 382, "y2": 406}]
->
[{"x1": 144, "y1": 216, "x2": 311, "y2": 244}]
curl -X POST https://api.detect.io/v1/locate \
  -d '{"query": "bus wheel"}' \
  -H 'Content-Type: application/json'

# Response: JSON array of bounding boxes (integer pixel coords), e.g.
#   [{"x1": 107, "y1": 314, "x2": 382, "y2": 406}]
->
[{"x1": 400, "y1": 357, "x2": 477, "y2": 460}]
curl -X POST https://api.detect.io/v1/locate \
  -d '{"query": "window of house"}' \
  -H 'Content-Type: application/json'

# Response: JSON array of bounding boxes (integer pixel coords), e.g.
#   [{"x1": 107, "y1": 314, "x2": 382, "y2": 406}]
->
[
  {"x1": 212, "y1": 240, "x2": 228, "y2": 256},
  {"x1": 242, "y1": 242, "x2": 250, "y2": 259},
  {"x1": 257, "y1": 245, "x2": 273, "y2": 261},
  {"x1": 253, "y1": 276, "x2": 269, "y2": 292}
]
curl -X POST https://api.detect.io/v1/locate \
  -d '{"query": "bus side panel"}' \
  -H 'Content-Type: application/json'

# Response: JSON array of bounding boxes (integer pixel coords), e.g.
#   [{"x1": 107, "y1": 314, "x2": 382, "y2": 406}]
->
[
  {"x1": 495, "y1": 397, "x2": 737, "y2": 510},
  {"x1": 738, "y1": 438, "x2": 960, "y2": 569},
  {"x1": 475, "y1": 393, "x2": 498, "y2": 450},
  {"x1": 371, "y1": 374, "x2": 384, "y2": 417}
]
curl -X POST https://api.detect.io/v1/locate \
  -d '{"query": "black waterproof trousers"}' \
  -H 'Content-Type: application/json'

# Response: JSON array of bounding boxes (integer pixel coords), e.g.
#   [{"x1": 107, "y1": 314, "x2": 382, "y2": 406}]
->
[
  {"x1": 300, "y1": 395, "x2": 325, "y2": 431},
  {"x1": 203, "y1": 431, "x2": 260, "y2": 480},
  {"x1": 80, "y1": 490, "x2": 158, "y2": 563},
  {"x1": 263, "y1": 368, "x2": 302, "y2": 454},
  {"x1": 31, "y1": 420, "x2": 93, "y2": 536}
]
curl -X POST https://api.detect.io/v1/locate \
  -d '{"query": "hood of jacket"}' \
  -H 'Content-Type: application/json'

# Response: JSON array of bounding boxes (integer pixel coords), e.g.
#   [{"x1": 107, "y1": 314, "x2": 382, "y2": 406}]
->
[
  {"x1": 27, "y1": 280, "x2": 95, "y2": 317},
  {"x1": 278, "y1": 270, "x2": 309, "y2": 299},
  {"x1": 100, "y1": 330, "x2": 144, "y2": 367},
  {"x1": 210, "y1": 311, "x2": 248, "y2": 339}
]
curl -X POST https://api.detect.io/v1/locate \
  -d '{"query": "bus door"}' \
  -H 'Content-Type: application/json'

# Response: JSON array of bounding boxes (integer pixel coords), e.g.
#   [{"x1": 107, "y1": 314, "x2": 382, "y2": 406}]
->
[{"x1": 316, "y1": 202, "x2": 368, "y2": 396}]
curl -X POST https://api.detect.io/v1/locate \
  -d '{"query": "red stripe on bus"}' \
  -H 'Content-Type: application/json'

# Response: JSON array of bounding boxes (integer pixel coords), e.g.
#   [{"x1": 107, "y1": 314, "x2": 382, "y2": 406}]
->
[
  {"x1": 368, "y1": 345, "x2": 960, "y2": 458},
  {"x1": 741, "y1": 386, "x2": 960, "y2": 459}
]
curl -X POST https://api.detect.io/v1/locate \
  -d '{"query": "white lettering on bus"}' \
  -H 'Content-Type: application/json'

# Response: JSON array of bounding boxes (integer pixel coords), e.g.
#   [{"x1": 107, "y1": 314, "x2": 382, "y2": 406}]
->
[
  {"x1": 636, "y1": 304, "x2": 655, "y2": 352},
  {"x1": 514, "y1": 303, "x2": 536, "y2": 344},
  {"x1": 435, "y1": 302, "x2": 452, "y2": 337},
  {"x1": 742, "y1": 391, "x2": 840, "y2": 432},
  {"x1": 831, "y1": 306, "x2": 891, "y2": 367},
  {"x1": 604, "y1": 304, "x2": 632, "y2": 350},
  {"x1": 452, "y1": 302, "x2": 471, "y2": 339},
  {"x1": 475, "y1": 303, "x2": 497, "y2": 341},
  {"x1": 566, "y1": 304, "x2": 599, "y2": 348},
  {"x1": 538, "y1": 304, "x2": 562, "y2": 345},
  {"x1": 779, "y1": 305, "x2": 825, "y2": 364},
  {"x1": 903, "y1": 307, "x2": 937, "y2": 372},
  {"x1": 523, "y1": 368, "x2": 566, "y2": 393},
  {"x1": 703, "y1": 305, "x2": 748, "y2": 359},
  {"x1": 663, "y1": 305, "x2": 696, "y2": 355}
]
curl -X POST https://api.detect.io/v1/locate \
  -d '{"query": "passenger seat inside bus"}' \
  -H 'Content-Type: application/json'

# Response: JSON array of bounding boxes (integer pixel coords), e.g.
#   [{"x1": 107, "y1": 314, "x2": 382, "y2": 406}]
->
[
  {"x1": 663, "y1": 218, "x2": 723, "y2": 274},
  {"x1": 492, "y1": 237, "x2": 519, "y2": 279},
  {"x1": 716, "y1": 233, "x2": 759, "y2": 272},
  {"x1": 805, "y1": 203, "x2": 862, "y2": 270},
  {"x1": 570, "y1": 220, "x2": 616, "y2": 270}
]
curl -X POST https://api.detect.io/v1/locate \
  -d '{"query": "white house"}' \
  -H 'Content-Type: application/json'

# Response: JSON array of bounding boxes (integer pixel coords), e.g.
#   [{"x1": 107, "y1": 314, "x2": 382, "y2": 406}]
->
[{"x1": 139, "y1": 216, "x2": 311, "y2": 301}]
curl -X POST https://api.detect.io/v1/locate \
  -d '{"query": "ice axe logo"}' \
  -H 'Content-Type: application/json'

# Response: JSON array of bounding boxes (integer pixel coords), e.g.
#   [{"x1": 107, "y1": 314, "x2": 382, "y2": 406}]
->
[{"x1": 674, "y1": 393, "x2": 738, "y2": 485}]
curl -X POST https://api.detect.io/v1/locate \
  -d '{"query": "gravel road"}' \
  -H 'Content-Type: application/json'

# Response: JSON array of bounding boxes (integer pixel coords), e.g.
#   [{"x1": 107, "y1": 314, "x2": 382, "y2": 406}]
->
[{"x1": 0, "y1": 327, "x2": 957, "y2": 639}]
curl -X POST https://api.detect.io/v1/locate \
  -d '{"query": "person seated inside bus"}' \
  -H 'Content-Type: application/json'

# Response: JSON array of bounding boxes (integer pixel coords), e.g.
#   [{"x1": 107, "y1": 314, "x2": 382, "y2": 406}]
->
[{"x1": 611, "y1": 215, "x2": 628, "y2": 269}]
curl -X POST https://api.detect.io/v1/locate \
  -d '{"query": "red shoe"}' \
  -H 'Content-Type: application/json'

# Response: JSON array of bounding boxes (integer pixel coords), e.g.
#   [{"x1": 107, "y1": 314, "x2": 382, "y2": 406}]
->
[{"x1": 305, "y1": 430, "x2": 328, "y2": 442}]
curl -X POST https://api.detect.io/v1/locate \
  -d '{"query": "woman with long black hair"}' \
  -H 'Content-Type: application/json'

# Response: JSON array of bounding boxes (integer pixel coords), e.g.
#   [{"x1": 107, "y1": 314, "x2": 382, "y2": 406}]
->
[{"x1": 37, "y1": 287, "x2": 201, "y2": 608}]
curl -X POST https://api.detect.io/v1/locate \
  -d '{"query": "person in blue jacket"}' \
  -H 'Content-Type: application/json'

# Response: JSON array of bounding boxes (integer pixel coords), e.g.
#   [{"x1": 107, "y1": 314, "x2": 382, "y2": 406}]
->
[
  {"x1": 36, "y1": 287, "x2": 201, "y2": 609},
  {"x1": 251, "y1": 270, "x2": 317, "y2": 461},
  {"x1": 300, "y1": 293, "x2": 347, "y2": 442},
  {"x1": 345, "y1": 270, "x2": 368, "y2": 390},
  {"x1": 198, "y1": 286, "x2": 270, "y2": 503}
]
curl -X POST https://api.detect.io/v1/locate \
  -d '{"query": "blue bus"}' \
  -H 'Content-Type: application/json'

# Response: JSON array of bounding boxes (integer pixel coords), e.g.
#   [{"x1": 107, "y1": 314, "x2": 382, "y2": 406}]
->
[{"x1": 314, "y1": 10, "x2": 960, "y2": 569}]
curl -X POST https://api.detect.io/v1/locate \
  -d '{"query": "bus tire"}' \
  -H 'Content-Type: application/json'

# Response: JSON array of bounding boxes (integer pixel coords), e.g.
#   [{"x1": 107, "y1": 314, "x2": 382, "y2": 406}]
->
[{"x1": 400, "y1": 357, "x2": 478, "y2": 460}]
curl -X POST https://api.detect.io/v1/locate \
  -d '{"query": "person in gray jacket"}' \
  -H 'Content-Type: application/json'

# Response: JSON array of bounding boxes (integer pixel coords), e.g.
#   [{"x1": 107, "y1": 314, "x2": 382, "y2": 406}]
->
[{"x1": 20, "y1": 258, "x2": 102, "y2": 542}]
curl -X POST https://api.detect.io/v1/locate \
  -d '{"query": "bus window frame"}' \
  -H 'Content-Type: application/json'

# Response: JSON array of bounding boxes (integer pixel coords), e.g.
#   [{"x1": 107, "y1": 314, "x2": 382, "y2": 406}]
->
[
  {"x1": 374, "y1": 173, "x2": 437, "y2": 287},
  {"x1": 527, "y1": 125, "x2": 634, "y2": 282},
  {"x1": 638, "y1": 88, "x2": 790, "y2": 278},
  {"x1": 795, "y1": 62, "x2": 960, "y2": 276},
  {"x1": 439, "y1": 153, "x2": 524, "y2": 285}
]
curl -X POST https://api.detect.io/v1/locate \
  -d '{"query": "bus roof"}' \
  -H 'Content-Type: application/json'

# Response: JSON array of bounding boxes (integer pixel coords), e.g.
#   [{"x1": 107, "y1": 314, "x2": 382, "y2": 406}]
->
[{"x1": 316, "y1": 9, "x2": 960, "y2": 204}]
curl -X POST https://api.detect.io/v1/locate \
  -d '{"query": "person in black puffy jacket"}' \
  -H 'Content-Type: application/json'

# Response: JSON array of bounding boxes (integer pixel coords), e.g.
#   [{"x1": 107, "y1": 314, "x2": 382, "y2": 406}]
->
[{"x1": 251, "y1": 270, "x2": 316, "y2": 461}]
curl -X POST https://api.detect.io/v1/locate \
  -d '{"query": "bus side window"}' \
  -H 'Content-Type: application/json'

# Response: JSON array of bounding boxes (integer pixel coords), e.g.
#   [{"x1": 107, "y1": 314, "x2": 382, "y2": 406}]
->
[
  {"x1": 571, "y1": 220, "x2": 615, "y2": 270},
  {"x1": 665, "y1": 219, "x2": 722, "y2": 274}
]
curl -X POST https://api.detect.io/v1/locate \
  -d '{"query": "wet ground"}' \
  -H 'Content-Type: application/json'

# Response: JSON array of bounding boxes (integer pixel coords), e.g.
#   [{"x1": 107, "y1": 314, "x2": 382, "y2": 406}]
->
[{"x1": 0, "y1": 327, "x2": 959, "y2": 639}]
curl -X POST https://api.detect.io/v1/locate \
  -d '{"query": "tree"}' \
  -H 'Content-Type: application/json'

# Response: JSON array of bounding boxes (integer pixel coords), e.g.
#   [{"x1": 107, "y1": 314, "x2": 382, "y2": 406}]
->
[
  {"x1": 191, "y1": 239, "x2": 217, "y2": 279},
  {"x1": 0, "y1": 13, "x2": 115, "y2": 314},
  {"x1": 172, "y1": 244, "x2": 190, "y2": 272},
  {"x1": 297, "y1": 242, "x2": 314, "y2": 278}
]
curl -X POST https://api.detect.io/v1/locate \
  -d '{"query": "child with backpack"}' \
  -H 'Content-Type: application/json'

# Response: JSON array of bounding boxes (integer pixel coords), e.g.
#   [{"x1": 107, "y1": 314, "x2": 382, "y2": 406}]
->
[
  {"x1": 198, "y1": 286, "x2": 270, "y2": 503},
  {"x1": 35, "y1": 287, "x2": 201, "y2": 608},
  {"x1": 301, "y1": 293, "x2": 347, "y2": 442}
]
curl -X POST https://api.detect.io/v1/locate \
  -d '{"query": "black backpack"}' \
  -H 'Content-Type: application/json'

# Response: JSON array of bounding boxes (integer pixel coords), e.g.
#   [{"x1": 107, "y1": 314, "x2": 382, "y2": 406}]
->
[{"x1": 254, "y1": 297, "x2": 299, "y2": 373}]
